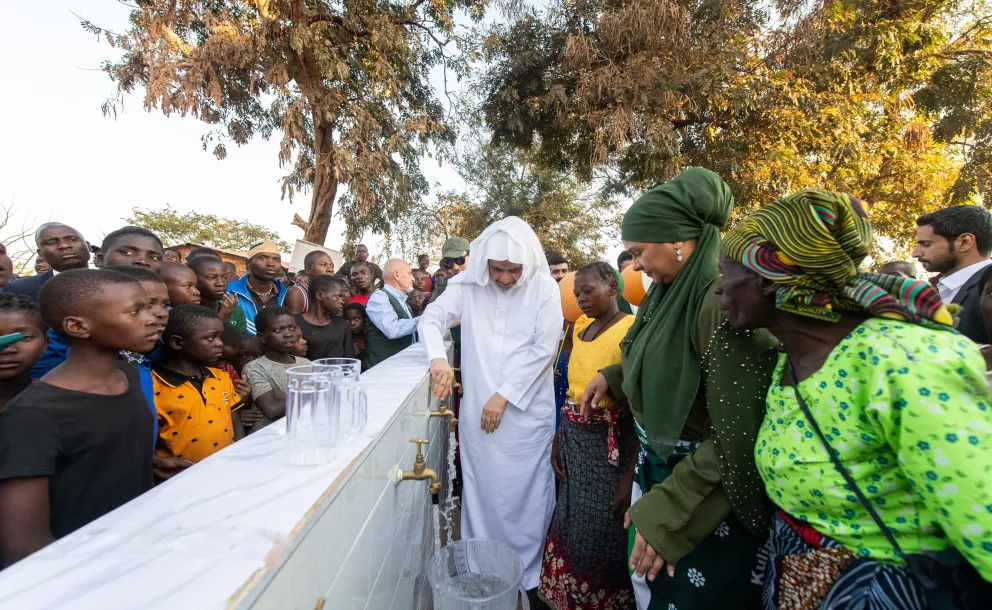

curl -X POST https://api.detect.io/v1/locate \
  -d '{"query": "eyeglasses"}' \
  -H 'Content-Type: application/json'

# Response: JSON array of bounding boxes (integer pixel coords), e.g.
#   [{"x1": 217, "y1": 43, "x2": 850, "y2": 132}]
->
[{"x1": 442, "y1": 256, "x2": 466, "y2": 270}]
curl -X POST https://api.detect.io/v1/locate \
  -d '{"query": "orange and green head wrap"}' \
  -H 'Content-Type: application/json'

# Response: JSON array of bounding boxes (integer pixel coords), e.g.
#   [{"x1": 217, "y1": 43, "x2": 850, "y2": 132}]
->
[{"x1": 721, "y1": 189, "x2": 953, "y2": 327}]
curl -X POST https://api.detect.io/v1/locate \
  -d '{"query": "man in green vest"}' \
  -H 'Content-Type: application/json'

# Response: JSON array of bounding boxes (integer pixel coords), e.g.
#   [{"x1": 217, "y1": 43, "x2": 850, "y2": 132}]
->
[{"x1": 364, "y1": 258, "x2": 419, "y2": 368}]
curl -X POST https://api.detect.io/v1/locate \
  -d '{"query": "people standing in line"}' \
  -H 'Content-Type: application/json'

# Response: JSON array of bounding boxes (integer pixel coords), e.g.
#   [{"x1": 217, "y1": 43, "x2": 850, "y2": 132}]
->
[
  {"x1": 163, "y1": 248, "x2": 182, "y2": 264},
  {"x1": 420, "y1": 218, "x2": 561, "y2": 605},
  {"x1": 364, "y1": 259, "x2": 419, "y2": 369},
  {"x1": 101, "y1": 226, "x2": 165, "y2": 275},
  {"x1": 343, "y1": 302, "x2": 368, "y2": 363},
  {"x1": 8, "y1": 223, "x2": 92, "y2": 302},
  {"x1": 0, "y1": 269, "x2": 159, "y2": 567},
  {"x1": 548, "y1": 255, "x2": 569, "y2": 282},
  {"x1": 336, "y1": 244, "x2": 383, "y2": 287},
  {"x1": 188, "y1": 256, "x2": 247, "y2": 333},
  {"x1": 878, "y1": 260, "x2": 917, "y2": 278},
  {"x1": 540, "y1": 262, "x2": 637, "y2": 610},
  {"x1": 240, "y1": 307, "x2": 309, "y2": 430},
  {"x1": 152, "y1": 305, "x2": 247, "y2": 465},
  {"x1": 160, "y1": 262, "x2": 202, "y2": 306},
  {"x1": 0, "y1": 294, "x2": 48, "y2": 410},
  {"x1": 285, "y1": 250, "x2": 336, "y2": 315},
  {"x1": 580, "y1": 168, "x2": 779, "y2": 610},
  {"x1": 719, "y1": 189, "x2": 992, "y2": 605},
  {"x1": 294, "y1": 275, "x2": 353, "y2": 361},
  {"x1": 227, "y1": 239, "x2": 288, "y2": 335},
  {"x1": 348, "y1": 261, "x2": 375, "y2": 307},
  {"x1": 913, "y1": 205, "x2": 992, "y2": 343}
]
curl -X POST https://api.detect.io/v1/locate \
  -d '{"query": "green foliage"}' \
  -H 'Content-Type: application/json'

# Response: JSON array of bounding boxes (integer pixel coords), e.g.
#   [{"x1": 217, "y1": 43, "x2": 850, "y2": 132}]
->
[
  {"x1": 392, "y1": 139, "x2": 621, "y2": 265},
  {"x1": 81, "y1": 0, "x2": 487, "y2": 245},
  {"x1": 479, "y1": 0, "x2": 992, "y2": 247},
  {"x1": 125, "y1": 206, "x2": 291, "y2": 252}
]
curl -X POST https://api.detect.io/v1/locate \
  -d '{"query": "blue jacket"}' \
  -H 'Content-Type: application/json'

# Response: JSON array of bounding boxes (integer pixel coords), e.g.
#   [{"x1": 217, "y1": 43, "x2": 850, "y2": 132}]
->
[
  {"x1": 227, "y1": 275, "x2": 287, "y2": 335},
  {"x1": 7, "y1": 270, "x2": 54, "y2": 303}
]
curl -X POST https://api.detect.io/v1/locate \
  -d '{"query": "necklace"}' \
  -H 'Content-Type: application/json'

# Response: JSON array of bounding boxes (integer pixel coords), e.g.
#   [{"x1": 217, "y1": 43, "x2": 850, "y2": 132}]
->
[
  {"x1": 584, "y1": 310, "x2": 624, "y2": 342},
  {"x1": 248, "y1": 281, "x2": 274, "y2": 298}
]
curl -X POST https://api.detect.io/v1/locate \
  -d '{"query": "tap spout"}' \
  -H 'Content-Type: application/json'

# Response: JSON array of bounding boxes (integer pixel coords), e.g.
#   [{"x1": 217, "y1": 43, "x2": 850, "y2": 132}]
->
[
  {"x1": 397, "y1": 438, "x2": 441, "y2": 504},
  {"x1": 429, "y1": 404, "x2": 458, "y2": 432}
]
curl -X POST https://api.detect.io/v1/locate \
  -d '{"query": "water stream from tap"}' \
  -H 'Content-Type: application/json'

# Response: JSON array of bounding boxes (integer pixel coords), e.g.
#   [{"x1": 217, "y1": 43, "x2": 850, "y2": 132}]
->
[
  {"x1": 444, "y1": 429, "x2": 458, "y2": 545},
  {"x1": 431, "y1": 503, "x2": 442, "y2": 560}
]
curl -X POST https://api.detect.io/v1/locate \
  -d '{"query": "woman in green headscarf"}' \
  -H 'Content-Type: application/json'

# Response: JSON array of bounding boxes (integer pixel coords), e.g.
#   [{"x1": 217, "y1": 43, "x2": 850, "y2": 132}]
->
[{"x1": 580, "y1": 168, "x2": 778, "y2": 609}]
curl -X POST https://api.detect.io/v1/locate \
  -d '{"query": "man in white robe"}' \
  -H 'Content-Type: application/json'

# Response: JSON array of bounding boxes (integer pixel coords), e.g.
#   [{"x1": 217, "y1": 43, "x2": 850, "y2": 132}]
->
[{"x1": 419, "y1": 217, "x2": 561, "y2": 594}]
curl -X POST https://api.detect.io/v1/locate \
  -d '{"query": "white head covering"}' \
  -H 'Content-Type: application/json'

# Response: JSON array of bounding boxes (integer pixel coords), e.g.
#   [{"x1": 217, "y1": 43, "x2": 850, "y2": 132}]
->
[{"x1": 451, "y1": 217, "x2": 550, "y2": 287}]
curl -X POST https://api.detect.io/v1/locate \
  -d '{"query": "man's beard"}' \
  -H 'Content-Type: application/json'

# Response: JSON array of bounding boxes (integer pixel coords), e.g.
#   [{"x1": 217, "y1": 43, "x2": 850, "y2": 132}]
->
[
  {"x1": 495, "y1": 281, "x2": 518, "y2": 291},
  {"x1": 920, "y1": 251, "x2": 958, "y2": 274}
]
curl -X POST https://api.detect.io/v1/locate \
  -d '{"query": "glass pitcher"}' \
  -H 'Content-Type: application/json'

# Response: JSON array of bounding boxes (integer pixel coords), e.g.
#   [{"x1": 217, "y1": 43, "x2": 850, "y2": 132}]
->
[
  {"x1": 313, "y1": 358, "x2": 368, "y2": 441},
  {"x1": 285, "y1": 364, "x2": 336, "y2": 466}
]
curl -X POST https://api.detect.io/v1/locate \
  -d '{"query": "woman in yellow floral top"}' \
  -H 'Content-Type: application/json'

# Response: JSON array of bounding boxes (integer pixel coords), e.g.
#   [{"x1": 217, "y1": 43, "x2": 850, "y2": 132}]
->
[
  {"x1": 717, "y1": 189, "x2": 992, "y2": 608},
  {"x1": 539, "y1": 262, "x2": 636, "y2": 609}
]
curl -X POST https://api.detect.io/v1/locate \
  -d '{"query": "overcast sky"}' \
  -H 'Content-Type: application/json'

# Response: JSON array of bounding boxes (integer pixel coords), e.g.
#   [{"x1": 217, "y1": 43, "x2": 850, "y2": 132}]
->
[{"x1": 0, "y1": 1, "x2": 463, "y2": 269}]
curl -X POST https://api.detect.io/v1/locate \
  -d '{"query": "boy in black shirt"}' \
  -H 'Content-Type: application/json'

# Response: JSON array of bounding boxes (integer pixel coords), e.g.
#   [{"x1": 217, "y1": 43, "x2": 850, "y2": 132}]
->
[
  {"x1": 0, "y1": 269, "x2": 160, "y2": 567},
  {"x1": 294, "y1": 275, "x2": 354, "y2": 361}
]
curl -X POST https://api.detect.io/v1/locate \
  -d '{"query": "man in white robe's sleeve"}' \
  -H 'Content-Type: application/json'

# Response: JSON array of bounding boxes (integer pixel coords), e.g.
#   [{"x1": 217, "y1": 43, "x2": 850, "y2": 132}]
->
[{"x1": 418, "y1": 217, "x2": 562, "y2": 595}]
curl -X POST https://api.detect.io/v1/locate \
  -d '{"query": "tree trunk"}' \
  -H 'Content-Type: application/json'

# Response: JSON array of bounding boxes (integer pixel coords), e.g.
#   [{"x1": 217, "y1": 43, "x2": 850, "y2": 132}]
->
[{"x1": 303, "y1": 120, "x2": 338, "y2": 245}]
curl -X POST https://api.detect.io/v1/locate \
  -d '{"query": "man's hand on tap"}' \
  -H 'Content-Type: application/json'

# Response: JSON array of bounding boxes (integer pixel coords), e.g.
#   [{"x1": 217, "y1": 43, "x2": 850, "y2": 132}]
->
[{"x1": 430, "y1": 358, "x2": 455, "y2": 399}]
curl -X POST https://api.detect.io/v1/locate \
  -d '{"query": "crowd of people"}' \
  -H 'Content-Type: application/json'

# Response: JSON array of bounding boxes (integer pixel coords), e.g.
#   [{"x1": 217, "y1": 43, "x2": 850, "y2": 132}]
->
[{"x1": 0, "y1": 170, "x2": 991, "y2": 610}]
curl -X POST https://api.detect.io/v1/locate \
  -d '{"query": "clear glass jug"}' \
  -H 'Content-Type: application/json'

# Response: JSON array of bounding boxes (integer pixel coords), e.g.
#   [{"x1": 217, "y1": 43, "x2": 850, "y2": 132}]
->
[
  {"x1": 428, "y1": 539, "x2": 525, "y2": 610},
  {"x1": 313, "y1": 358, "x2": 367, "y2": 442},
  {"x1": 285, "y1": 364, "x2": 336, "y2": 466}
]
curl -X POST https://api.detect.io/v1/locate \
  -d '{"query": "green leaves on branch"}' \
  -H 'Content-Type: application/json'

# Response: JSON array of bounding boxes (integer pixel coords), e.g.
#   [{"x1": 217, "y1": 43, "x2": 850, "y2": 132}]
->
[{"x1": 125, "y1": 206, "x2": 291, "y2": 252}]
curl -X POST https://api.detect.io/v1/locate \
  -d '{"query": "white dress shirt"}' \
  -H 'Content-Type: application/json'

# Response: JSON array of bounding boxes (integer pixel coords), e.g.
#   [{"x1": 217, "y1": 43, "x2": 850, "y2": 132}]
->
[
  {"x1": 937, "y1": 259, "x2": 992, "y2": 303},
  {"x1": 365, "y1": 284, "x2": 419, "y2": 340}
]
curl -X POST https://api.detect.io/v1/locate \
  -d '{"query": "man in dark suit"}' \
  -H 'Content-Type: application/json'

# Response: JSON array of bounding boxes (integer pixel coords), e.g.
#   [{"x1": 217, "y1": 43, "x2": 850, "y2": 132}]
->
[
  {"x1": 913, "y1": 206, "x2": 992, "y2": 344},
  {"x1": 6, "y1": 223, "x2": 91, "y2": 303}
]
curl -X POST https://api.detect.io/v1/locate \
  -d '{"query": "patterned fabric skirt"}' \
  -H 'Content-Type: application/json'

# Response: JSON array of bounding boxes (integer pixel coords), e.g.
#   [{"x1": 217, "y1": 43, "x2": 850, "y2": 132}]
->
[
  {"x1": 539, "y1": 413, "x2": 636, "y2": 609},
  {"x1": 632, "y1": 438, "x2": 768, "y2": 610},
  {"x1": 764, "y1": 511, "x2": 927, "y2": 610}
]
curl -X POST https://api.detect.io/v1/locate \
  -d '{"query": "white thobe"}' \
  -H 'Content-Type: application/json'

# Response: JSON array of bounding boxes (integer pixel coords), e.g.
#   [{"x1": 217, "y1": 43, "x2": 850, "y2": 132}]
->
[{"x1": 419, "y1": 275, "x2": 562, "y2": 589}]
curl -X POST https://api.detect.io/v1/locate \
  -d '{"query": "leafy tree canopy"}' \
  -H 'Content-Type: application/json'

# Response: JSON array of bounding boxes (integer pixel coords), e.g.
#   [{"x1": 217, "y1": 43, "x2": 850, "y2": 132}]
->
[
  {"x1": 392, "y1": 138, "x2": 621, "y2": 266},
  {"x1": 82, "y1": 0, "x2": 487, "y2": 246},
  {"x1": 480, "y1": 0, "x2": 992, "y2": 247},
  {"x1": 125, "y1": 206, "x2": 292, "y2": 252}
]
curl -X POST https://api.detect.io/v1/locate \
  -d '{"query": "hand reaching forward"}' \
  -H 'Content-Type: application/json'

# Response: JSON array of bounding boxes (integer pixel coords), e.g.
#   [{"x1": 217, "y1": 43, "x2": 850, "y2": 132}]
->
[
  {"x1": 579, "y1": 373, "x2": 609, "y2": 421},
  {"x1": 430, "y1": 358, "x2": 455, "y2": 400}
]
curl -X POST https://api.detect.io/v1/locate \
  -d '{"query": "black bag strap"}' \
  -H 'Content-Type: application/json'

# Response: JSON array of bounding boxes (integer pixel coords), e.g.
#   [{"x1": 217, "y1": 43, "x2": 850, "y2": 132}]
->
[{"x1": 785, "y1": 359, "x2": 905, "y2": 557}]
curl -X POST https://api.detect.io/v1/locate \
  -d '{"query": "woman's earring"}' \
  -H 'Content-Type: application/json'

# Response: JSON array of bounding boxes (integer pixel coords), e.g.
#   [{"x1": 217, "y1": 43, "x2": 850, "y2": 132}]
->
[{"x1": 676, "y1": 244, "x2": 684, "y2": 263}]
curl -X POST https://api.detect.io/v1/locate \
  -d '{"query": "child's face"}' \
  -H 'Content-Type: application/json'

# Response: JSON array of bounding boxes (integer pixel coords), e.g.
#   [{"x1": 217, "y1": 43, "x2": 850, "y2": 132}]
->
[
  {"x1": 79, "y1": 282, "x2": 161, "y2": 353},
  {"x1": 239, "y1": 337, "x2": 262, "y2": 370},
  {"x1": 0, "y1": 311, "x2": 48, "y2": 380},
  {"x1": 223, "y1": 263, "x2": 238, "y2": 284},
  {"x1": 408, "y1": 291, "x2": 425, "y2": 313},
  {"x1": 196, "y1": 260, "x2": 229, "y2": 301},
  {"x1": 166, "y1": 266, "x2": 202, "y2": 306},
  {"x1": 172, "y1": 318, "x2": 225, "y2": 365},
  {"x1": 141, "y1": 280, "x2": 170, "y2": 338},
  {"x1": 319, "y1": 286, "x2": 348, "y2": 316},
  {"x1": 412, "y1": 271, "x2": 426, "y2": 291},
  {"x1": 293, "y1": 334, "x2": 308, "y2": 357},
  {"x1": 262, "y1": 315, "x2": 299, "y2": 354},
  {"x1": 103, "y1": 235, "x2": 165, "y2": 275},
  {"x1": 344, "y1": 309, "x2": 365, "y2": 334}
]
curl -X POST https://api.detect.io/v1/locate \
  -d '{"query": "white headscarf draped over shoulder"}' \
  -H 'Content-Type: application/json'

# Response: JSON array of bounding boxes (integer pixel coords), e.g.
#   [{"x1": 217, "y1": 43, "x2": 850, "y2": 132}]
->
[{"x1": 450, "y1": 217, "x2": 550, "y2": 287}]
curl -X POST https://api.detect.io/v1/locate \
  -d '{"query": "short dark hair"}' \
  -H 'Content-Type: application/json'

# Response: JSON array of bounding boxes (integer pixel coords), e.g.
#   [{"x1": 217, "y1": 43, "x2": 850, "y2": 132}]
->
[
  {"x1": 0, "y1": 292, "x2": 47, "y2": 332},
  {"x1": 418, "y1": 253, "x2": 429, "y2": 260},
  {"x1": 303, "y1": 250, "x2": 331, "y2": 269},
  {"x1": 186, "y1": 247, "x2": 222, "y2": 261},
  {"x1": 164, "y1": 248, "x2": 181, "y2": 256},
  {"x1": 343, "y1": 302, "x2": 365, "y2": 317},
  {"x1": 187, "y1": 255, "x2": 226, "y2": 275},
  {"x1": 877, "y1": 261, "x2": 917, "y2": 278},
  {"x1": 548, "y1": 255, "x2": 568, "y2": 266},
  {"x1": 221, "y1": 322, "x2": 243, "y2": 349},
  {"x1": 164, "y1": 304, "x2": 220, "y2": 345},
  {"x1": 617, "y1": 251, "x2": 633, "y2": 268},
  {"x1": 917, "y1": 206, "x2": 992, "y2": 256},
  {"x1": 39, "y1": 269, "x2": 141, "y2": 332},
  {"x1": 351, "y1": 261, "x2": 372, "y2": 274},
  {"x1": 576, "y1": 261, "x2": 618, "y2": 287},
  {"x1": 101, "y1": 226, "x2": 164, "y2": 252},
  {"x1": 105, "y1": 264, "x2": 164, "y2": 284},
  {"x1": 308, "y1": 274, "x2": 348, "y2": 302},
  {"x1": 254, "y1": 306, "x2": 294, "y2": 335}
]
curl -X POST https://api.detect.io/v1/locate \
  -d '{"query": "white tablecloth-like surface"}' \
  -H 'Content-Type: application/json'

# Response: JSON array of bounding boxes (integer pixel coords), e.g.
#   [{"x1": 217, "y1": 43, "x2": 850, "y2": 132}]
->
[{"x1": 0, "y1": 346, "x2": 432, "y2": 609}]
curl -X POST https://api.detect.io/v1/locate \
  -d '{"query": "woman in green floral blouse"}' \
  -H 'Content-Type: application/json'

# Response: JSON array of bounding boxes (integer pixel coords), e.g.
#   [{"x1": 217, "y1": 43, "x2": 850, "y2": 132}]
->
[{"x1": 717, "y1": 189, "x2": 992, "y2": 608}]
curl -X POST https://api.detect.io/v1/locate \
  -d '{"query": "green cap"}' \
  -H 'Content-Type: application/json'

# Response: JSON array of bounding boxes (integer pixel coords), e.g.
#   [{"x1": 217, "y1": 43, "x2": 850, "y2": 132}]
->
[{"x1": 441, "y1": 236, "x2": 470, "y2": 259}]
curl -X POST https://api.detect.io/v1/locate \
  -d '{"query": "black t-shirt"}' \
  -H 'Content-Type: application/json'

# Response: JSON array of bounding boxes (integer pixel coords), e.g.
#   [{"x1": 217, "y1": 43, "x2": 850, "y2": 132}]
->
[
  {"x1": 0, "y1": 362, "x2": 154, "y2": 539},
  {"x1": 294, "y1": 314, "x2": 355, "y2": 361}
]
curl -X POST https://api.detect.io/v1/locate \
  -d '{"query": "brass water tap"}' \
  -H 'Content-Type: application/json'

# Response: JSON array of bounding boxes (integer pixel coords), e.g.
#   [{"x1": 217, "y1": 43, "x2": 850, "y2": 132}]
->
[
  {"x1": 398, "y1": 439, "x2": 440, "y2": 504},
  {"x1": 429, "y1": 404, "x2": 458, "y2": 432}
]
